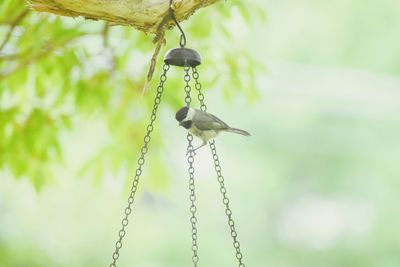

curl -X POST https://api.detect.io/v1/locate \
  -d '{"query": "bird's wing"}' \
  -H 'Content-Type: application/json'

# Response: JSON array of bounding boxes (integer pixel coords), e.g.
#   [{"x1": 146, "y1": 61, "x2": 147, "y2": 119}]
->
[{"x1": 193, "y1": 111, "x2": 230, "y2": 131}]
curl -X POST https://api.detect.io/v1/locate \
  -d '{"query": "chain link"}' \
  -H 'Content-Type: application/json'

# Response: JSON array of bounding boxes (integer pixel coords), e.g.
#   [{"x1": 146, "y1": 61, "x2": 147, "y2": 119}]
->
[
  {"x1": 109, "y1": 63, "x2": 170, "y2": 267},
  {"x1": 187, "y1": 133, "x2": 199, "y2": 266},
  {"x1": 191, "y1": 67, "x2": 207, "y2": 112},
  {"x1": 184, "y1": 66, "x2": 192, "y2": 106},
  {"x1": 192, "y1": 65, "x2": 245, "y2": 266},
  {"x1": 184, "y1": 65, "x2": 200, "y2": 266},
  {"x1": 209, "y1": 140, "x2": 245, "y2": 267}
]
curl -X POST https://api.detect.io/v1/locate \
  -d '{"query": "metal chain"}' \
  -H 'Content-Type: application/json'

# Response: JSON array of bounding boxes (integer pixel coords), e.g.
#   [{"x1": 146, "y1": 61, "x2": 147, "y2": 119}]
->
[
  {"x1": 192, "y1": 67, "x2": 207, "y2": 112},
  {"x1": 209, "y1": 141, "x2": 245, "y2": 266},
  {"x1": 109, "y1": 63, "x2": 170, "y2": 267},
  {"x1": 184, "y1": 65, "x2": 200, "y2": 266},
  {"x1": 184, "y1": 66, "x2": 192, "y2": 106},
  {"x1": 191, "y1": 66, "x2": 245, "y2": 266},
  {"x1": 187, "y1": 134, "x2": 199, "y2": 266}
]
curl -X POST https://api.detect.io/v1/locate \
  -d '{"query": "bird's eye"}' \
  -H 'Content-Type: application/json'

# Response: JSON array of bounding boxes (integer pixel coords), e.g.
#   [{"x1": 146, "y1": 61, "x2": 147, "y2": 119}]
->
[{"x1": 181, "y1": 120, "x2": 192, "y2": 129}]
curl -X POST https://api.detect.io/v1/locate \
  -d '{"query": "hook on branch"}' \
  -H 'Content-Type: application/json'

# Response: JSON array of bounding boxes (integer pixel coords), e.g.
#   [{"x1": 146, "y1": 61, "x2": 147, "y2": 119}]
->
[{"x1": 169, "y1": 0, "x2": 187, "y2": 48}]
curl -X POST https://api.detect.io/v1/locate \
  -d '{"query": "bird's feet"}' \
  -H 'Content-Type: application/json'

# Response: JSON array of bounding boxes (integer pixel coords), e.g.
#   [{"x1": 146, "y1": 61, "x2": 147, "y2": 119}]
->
[
  {"x1": 186, "y1": 148, "x2": 197, "y2": 157},
  {"x1": 186, "y1": 142, "x2": 207, "y2": 157}
]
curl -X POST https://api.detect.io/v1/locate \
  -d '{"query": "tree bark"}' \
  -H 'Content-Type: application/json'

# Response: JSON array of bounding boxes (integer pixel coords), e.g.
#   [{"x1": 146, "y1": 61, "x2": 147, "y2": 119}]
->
[{"x1": 28, "y1": 0, "x2": 220, "y2": 34}]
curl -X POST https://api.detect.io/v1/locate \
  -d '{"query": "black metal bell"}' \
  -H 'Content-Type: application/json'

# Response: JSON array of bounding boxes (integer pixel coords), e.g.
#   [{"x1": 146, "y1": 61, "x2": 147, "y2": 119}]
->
[{"x1": 164, "y1": 47, "x2": 201, "y2": 67}]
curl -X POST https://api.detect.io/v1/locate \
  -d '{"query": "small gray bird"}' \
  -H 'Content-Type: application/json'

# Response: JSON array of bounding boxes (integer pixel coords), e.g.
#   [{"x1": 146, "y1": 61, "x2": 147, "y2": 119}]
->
[{"x1": 175, "y1": 106, "x2": 250, "y2": 153}]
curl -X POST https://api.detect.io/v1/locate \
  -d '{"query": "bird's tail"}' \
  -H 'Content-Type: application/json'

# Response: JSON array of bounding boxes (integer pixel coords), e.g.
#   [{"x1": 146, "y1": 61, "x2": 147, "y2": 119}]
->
[{"x1": 226, "y1": 127, "x2": 251, "y2": 136}]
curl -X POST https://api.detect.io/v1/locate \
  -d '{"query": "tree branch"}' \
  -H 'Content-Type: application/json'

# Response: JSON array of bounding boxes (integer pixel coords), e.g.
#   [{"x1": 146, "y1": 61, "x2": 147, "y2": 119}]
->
[
  {"x1": 0, "y1": 35, "x2": 84, "y2": 80},
  {"x1": 27, "y1": 0, "x2": 220, "y2": 34},
  {"x1": 0, "y1": 9, "x2": 30, "y2": 54}
]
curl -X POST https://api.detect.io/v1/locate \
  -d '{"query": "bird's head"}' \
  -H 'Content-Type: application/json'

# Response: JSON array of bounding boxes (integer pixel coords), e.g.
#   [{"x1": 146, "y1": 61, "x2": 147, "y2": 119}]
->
[{"x1": 175, "y1": 106, "x2": 195, "y2": 129}]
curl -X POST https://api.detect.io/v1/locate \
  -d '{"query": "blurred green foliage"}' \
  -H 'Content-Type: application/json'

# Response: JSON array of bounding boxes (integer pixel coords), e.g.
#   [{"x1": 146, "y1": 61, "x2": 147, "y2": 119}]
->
[
  {"x1": 261, "y1": 0, "x2": 400, "y2": 74},
  {"x1": 0, "y1": 0, "x2": 264, "y2": 189},
  {"x1": 1, "y1": 1, "x2": 400, "y2": 267}
]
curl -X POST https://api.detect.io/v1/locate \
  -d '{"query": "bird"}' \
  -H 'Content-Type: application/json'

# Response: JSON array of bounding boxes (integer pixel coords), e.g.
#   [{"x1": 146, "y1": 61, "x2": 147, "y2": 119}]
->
[{"x1": 175, "y1": 106, "x2": 250, "y2": 154}]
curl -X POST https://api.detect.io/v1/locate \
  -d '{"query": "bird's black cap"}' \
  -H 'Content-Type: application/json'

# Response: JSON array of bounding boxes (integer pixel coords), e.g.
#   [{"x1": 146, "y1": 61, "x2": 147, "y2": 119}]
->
[{"x1": 175, "y1": 106, "x2": 189, "y2": 122}]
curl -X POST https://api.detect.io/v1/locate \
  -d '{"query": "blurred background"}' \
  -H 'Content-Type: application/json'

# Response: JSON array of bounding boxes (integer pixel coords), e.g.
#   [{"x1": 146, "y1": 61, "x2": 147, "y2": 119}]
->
[{"x1": 1, "y1": 0, "x2": 400, "y2": 266}]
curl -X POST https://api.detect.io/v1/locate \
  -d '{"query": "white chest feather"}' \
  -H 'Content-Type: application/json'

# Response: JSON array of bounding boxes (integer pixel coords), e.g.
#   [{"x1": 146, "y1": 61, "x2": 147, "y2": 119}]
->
[{"x1": 189, "y1": 125, "x2": 218, "y2": 142}]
